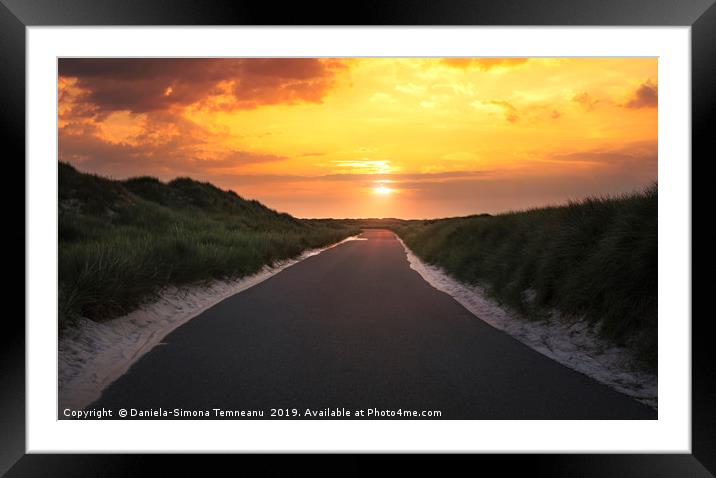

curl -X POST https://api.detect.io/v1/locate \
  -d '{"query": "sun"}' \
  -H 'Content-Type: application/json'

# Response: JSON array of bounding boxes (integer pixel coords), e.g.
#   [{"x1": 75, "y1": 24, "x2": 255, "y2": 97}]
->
[{"x1": 372, "y1": 185, "x2": 394, "y2": 195}]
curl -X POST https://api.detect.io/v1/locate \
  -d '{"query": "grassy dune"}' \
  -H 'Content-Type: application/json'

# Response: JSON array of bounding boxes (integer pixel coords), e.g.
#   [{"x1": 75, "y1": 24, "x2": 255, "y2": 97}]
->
[
  {"x1": 58, "y1": 163, "x2": 359, "y2": 325},
  {"x1": 59, "y1": 162, "x2": 657, "y2": 371},
  {"x1": 392, "y1": 186, "x2": 657, "y2": 372}
]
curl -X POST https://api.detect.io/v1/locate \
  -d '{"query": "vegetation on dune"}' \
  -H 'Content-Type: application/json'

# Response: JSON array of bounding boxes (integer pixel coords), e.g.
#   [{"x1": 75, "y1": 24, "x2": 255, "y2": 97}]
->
[
  {"x1": 390, "y1": 186, "x2": 658, "y2": 372},
  {"x1": 58, "y1": 163, "x2": 359, "y2": 326},
  {"x1": 59, "y1": 161, "x2": 657, "y2": 371}
]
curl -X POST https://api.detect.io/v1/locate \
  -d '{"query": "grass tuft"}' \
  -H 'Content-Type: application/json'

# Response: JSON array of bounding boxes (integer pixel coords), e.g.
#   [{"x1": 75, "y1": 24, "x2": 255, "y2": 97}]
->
[
  {"x1": 391, "y1": 185, "x2": 658, "y2": 372},
  {"x1": 58, "y1": 162, "x2": 359, "y2": 325}
]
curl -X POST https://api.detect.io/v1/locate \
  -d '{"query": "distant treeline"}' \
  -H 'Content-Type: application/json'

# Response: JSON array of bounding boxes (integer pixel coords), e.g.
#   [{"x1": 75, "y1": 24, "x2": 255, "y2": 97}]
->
[
  {"x1": 58, "y1": 162, "x2": 359, "y2": 325},
  {"x1": 391, "y1": 186, "x2": 658, "y2": 372}
]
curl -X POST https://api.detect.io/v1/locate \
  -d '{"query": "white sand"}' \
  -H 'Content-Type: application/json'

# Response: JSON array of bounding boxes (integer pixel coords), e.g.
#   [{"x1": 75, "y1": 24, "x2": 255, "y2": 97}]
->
[
  {"x1": 396, "y1": 236, "x2": 657, "y2": 409},
  {"x1": 60, "y1": 232, "x2": 656, "y2": 411},
  {"x1": 58, "y1": 235, "x2": 362, "y2": 411}
]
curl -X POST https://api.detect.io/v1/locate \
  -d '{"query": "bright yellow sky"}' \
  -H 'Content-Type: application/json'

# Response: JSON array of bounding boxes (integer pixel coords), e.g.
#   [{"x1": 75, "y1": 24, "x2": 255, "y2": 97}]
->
[{"x1": 59, "y1": 58, "x2": 657, "y2": 218}]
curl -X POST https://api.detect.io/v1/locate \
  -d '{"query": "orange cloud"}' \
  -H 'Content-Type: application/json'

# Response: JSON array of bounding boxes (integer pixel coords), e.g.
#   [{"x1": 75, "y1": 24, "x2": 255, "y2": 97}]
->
[
  {"x1": 479, "y1": 99, "x2": 519, "y2": 123},
  {"x1": 441, "y1": 58, "x2": 528, "y2": 71},
  {"x1": 57, "y1": 59, "x2": 343, "y2": 181},
  {"x1": 58, "y1": 115, "x2": 287, "y2": 179},
  {"x1": 572, "y1": 92, "x2": 599, "y2": 111},
  {"x1": 57, "y1": 57, "x2": 658, "y2": 218}
]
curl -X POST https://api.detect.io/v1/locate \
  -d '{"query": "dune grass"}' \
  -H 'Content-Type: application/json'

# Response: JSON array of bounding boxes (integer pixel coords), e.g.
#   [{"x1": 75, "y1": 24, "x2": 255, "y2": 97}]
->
[
  {"x1": 59, "y1": 162, "x2": 657, "y2": 371},
  {"x1": 392, "y1": 186, "x2": 657, "y2": 372},
  {"x1": 58, "y1": 163, "x2": 359, "y2": 325}
]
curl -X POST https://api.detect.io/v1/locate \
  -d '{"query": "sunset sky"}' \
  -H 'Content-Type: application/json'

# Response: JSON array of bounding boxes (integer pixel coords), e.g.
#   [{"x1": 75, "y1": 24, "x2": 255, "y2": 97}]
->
[{"x1": 58, "y1": 58, "x2": 657, "y2": 218}]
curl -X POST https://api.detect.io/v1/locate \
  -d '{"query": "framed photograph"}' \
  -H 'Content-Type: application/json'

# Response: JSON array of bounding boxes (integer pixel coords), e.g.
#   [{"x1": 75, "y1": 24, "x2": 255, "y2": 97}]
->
[{"x1": 5, "y1": 0, "x2": 714, "y2": 474}]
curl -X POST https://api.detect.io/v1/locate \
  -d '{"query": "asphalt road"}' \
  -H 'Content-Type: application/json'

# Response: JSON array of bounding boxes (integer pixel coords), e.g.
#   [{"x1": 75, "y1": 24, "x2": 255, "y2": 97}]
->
[{"x1": 88, "y1": 229, "x2": 655, "y2": 419}]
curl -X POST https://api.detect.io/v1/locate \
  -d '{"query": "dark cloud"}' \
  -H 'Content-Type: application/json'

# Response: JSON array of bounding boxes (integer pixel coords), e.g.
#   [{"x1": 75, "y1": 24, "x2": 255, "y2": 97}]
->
[
  {"x1": 545, "y1": 141, "x2": 657, "y2": 175},
  {"x1": 624, "y1": 80, "x2": 658, "y2": 109},
  {"x1": 221, "y1": 150, "x2": 288, "y2": 165},
  {"x1": 59, "y1": 128, "x2": 140, "y2": 168},
  {"x1": 58, "y1": 58, "x2": 346, "y2": 115},
  {"x1": 57, "y1": 60, "x2": 318, "y2": 180},
  {"x1": 389, "y1": 173, "x2": 655, "y2": 212}
]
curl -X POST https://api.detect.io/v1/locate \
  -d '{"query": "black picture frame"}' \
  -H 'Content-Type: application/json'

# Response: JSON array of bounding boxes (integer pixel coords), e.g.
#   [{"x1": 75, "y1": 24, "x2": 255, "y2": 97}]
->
[{"x1": 3, "y1": 0, "x2": 713, "y2": 474}]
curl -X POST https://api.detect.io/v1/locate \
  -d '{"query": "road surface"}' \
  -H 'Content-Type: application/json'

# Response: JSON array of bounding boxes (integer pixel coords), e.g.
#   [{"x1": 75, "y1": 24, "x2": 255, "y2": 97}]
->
[{"x1": 88, "y1": 229, "x2": 655, "y2": 419}]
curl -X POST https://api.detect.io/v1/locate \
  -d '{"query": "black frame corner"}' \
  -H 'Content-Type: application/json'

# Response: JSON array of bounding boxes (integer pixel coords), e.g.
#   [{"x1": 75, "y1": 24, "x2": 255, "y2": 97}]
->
[{"x1": 3, "y1": 0, "x2": 714, "y2": 475}]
